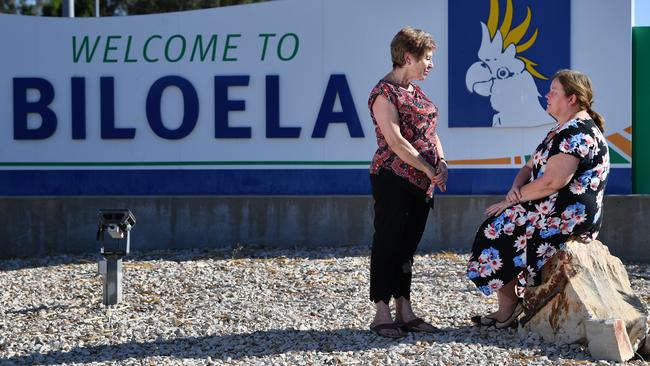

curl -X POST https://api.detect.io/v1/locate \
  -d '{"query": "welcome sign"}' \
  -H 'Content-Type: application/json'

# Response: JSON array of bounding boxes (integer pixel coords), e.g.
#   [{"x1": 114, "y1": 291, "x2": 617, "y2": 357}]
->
[
  {"x1": 0, "y1": 0, "x2": 632, "y2": 195},
  {"x1": 24, "y1": 32, "x2": 360, "y2": 141}
]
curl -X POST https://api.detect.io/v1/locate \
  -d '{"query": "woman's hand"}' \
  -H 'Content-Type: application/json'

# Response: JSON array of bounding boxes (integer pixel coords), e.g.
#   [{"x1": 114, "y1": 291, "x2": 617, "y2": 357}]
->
[
  {"x1": 506, "y1": 185, "x2": 523, "y2": 204},
  {"x1": 485, "y1": 199, "x2": 512, "y2": 217},
  {"x1": 433, "y1": 161, "x2": 448, "y2": 193}
]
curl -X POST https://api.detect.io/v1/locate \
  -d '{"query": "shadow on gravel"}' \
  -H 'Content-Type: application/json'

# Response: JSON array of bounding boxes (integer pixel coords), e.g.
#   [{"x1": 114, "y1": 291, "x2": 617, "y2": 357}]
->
[
  {"x1": 0, "y1": 244, "x2": 373, "y2": 271},
  {"x1": 0, "y1": 255, "x2": 102, "y2": 272},
  {"x1": 1, "y1": 325, "x2": 595, "y2": 365},
  {"x1": 5, "y1": 304, "x2": 72, "y2": 315},
  {"x1": 0, "y1": 243, "x2": 471, "y2": 272}
]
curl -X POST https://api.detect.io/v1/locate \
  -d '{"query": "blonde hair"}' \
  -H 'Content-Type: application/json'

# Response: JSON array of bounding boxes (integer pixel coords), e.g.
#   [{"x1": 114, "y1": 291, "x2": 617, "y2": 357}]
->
[
  {"x1": 553, "y1": 69, "x2": 605, "y2": 132},
  {"x1": 390, "y1": 27, "x2": 436, "y2": 69}
]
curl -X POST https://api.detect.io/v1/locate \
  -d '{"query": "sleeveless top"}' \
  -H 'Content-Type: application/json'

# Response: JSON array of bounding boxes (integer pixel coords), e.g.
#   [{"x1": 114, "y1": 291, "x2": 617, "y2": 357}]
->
[
  {"x1": 368, "y1": 80, "x2": 440, "y2": 197},
  {"x1": 528, "y1": 117, "x2": 610, "y2": 242}
]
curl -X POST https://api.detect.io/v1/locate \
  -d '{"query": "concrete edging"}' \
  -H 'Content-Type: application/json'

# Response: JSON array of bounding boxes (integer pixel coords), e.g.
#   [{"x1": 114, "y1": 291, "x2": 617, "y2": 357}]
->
[{"x1": 1, "y1": 195, "x2": 648, "y2": 262}]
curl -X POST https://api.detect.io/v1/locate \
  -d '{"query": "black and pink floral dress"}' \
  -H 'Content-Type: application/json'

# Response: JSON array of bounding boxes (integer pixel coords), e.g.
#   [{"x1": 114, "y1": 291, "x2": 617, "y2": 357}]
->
[{"x1": 467, "y1": 118, "x2": 610, "y2": 295}]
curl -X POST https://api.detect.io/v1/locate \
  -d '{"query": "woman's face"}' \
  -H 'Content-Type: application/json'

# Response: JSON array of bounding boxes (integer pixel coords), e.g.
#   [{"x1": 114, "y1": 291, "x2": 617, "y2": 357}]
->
[
  {"x1": 408, "y1": 50, "x2": 434, "y2": 81},
  {"x1": 545, "y1": 78, "x2": 571, "y2": 118}
]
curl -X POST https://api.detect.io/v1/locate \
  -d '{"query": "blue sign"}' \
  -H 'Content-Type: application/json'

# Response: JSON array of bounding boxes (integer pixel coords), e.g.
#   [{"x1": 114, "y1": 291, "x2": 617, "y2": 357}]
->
[{"x1": 449, "y1": 0, "x2": 570, "y2": 127}]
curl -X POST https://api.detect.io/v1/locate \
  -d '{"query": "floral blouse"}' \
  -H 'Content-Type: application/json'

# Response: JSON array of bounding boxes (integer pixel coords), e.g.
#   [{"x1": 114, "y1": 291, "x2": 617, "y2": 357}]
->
[{"x1": 368, "y1": 80, "x2": 440, "y2": 196}]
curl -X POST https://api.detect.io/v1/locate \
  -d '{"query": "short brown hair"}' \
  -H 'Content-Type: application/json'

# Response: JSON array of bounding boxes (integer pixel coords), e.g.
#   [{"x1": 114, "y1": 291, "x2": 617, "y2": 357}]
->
[
  {"x1": 553, "y1": 69, "x2": 605, "y2": 132},
  {"x1": 390, "y1": 27, "x2": 436, "y2": 68}
]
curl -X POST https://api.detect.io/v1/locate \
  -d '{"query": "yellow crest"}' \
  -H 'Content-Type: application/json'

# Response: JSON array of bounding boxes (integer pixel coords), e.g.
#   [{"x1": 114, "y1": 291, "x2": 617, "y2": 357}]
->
[{"x1": 487, "y1": 0, "x2": 547, "y2": 80}]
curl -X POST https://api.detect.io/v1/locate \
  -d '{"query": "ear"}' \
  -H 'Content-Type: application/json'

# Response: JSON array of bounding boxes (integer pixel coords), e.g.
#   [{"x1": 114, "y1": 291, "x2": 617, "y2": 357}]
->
[
  {"x1": 404, "y1": 52, "x2": 412, "y2": 65},
  {"x1": 568, "y1": 94, "x2": 577, "y2": 105}
]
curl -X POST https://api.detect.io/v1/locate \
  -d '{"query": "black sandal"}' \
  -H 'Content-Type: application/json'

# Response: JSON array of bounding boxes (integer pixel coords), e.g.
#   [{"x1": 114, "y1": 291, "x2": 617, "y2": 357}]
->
[
  {"x1": 369, "y1": 322, "x2": 406, "y2": 338},
  {"x1": 470, "y1": 315, "x2": 498, "y2": 326},
  {"x1": 471, "y1": 299, "x2": 524, "y2": 328},
  {"x1": 398, "y1": 317, "x2": 440, "y2": 333},
  {"x1": 495, "y1": 300, "x2": 524, "y2": 329}
]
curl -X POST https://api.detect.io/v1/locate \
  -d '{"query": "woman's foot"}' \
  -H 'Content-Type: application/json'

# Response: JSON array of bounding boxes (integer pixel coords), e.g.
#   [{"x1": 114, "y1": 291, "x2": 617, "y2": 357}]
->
[
  {"x1": 494, "y1": 299, "x2": 523, "y2": 329},
  {"x1": 395, "y1": 297, "x2": 439, "y2": 333},
  {"x1": 398, "y1": 317, "x2": 440, "y2": 333},
  {"x1": 370, "y1": 301, "x2": 405, "y2": 338},
  {"x1": 472, "y1": 279, "x2": 522, "y2": 328},
  {"x1": 470, "y1": 314, "x2": 498, "y2": 326},
  {"x1": 472, "y1": 299, "x2": 523, "y2": 328},
  {"x1": 369, "y1": 322, "x2": 405, "y2": 338}
]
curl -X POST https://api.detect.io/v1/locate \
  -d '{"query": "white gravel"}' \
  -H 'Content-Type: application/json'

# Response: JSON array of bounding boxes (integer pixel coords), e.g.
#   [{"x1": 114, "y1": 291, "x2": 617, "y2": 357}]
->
[{"x1": 0, "y1": 245, "x2": 648, "y2": 365}]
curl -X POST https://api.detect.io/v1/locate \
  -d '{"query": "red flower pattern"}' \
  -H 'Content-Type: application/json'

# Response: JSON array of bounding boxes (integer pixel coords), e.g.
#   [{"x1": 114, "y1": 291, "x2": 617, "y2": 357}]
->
[{"x1": 368, "y1": 81, "x2": 439, "y2": 196}]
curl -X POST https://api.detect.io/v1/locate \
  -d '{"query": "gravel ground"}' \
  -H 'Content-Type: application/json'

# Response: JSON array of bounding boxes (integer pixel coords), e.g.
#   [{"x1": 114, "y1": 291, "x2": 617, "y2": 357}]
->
[{"x1": 0, "y1": 244, "x2": 648, "y2": 366}]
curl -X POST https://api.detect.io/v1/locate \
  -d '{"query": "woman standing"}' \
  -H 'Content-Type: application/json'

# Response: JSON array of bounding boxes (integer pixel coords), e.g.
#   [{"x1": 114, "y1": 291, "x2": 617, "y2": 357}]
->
[
  {"x1": 368, "y1": 27, "x2": 447, "y2": 338},
  {"x1": 467, "y1": 70, "x2": 609, "y2": 329}
]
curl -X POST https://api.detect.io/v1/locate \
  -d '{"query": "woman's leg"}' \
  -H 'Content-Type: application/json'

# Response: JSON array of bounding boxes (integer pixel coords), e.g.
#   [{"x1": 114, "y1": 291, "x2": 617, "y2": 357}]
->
[
  {"x1": 371, "y1": 300, "x2": 403, "y2": 337},
  {"x1": 368, "y1": 172, "x2": 410, "y2": 336},
  {"x1": 393, "y1": 195, "x2": 429, "y2": 301},
  {"x1": 467, "y1": 215, "x2": 525, "y2": 325},
  {"x1": 490, "y1": 278, "x2": 519, "y2": 321},
  {"x1": 369, "y1": 172, "x2": 409, "y2": 304},
  {"x1": 394, "y1": 191, "x2": 437, "y2": 331}
]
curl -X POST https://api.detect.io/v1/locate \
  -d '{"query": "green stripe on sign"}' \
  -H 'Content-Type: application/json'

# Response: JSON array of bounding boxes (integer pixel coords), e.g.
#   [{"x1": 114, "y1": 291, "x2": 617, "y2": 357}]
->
[
  {"x1": 633, "y1": 27, "x2": 650, "y2": 193},
  {"x1": 0, "y1": 161, "x2": 372, "y2": 167},
  {"x1": 609, "y1": 148, "x2": 630, "y2": 164}
]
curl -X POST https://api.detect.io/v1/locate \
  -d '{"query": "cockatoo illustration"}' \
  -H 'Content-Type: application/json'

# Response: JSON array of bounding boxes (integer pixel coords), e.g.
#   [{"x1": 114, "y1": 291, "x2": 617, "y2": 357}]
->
[{"x1": 465, "y1": 0, "x2": 553, "y2": 127}]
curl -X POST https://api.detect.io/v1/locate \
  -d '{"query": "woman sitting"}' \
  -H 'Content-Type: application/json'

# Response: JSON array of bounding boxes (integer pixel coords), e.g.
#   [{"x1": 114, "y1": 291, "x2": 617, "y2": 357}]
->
[{"x1": 467, "y1": 69, "x2": 610, "y2": 328}]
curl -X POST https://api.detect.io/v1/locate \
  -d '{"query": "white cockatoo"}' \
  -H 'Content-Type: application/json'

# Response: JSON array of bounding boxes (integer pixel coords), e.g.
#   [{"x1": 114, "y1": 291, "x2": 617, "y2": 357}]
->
[{"x1": 465, "y1": 2, "x2": 554, "y2": 128}]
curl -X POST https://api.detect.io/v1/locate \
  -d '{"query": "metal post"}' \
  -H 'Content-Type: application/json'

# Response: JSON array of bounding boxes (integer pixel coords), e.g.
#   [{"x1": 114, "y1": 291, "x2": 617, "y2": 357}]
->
[
  {"x1": 98, "y1": 257, "x2": 107, "y2": 276},
  {"x1": 95, "y1": 0, "x2": 99, "y2": 17},
  {"x1": 100, "y1": 230, "x2": 129, "y2": 306},
  {"x1": 103, "y1": 255, "x2": 123, "y2": 306},
  {"x1": 62, "y1": 0, "x2": 75, "y2": 17},
  {"x1": 97, "y1": 209, "x2": 135, "y2": 307}
]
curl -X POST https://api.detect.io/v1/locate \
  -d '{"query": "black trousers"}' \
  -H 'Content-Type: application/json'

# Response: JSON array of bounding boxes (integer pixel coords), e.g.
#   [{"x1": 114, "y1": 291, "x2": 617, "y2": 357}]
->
[{"x1": 369, "y1": 169, "x2": 431, "y2": 304}]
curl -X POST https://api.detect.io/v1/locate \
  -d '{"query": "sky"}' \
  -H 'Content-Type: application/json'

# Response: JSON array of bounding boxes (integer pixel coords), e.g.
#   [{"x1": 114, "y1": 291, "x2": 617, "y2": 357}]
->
[{"x1": 636, "y1": 0, "x2": 650, "y2": 25}]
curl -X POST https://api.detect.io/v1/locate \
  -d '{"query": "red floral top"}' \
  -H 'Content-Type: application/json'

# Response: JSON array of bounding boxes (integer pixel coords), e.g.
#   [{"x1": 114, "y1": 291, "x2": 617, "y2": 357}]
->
[{"x1": 368, "y1": 80, "x2": 440, "y2": 197}]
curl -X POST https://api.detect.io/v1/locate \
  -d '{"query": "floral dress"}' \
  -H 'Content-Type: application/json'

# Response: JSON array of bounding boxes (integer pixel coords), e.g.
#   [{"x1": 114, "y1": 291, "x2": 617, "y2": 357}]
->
[{"x1": 467, "y1": 118, "x2": 610, "y2": 296}]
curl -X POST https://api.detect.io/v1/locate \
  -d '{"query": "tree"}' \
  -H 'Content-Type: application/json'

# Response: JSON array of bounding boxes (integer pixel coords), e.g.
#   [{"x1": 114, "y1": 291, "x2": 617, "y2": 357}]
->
[
  {"x1": 2, "y1": 0, "x2": 267, "y2": 16},
  {"x1": 0, "y1": 0, "x2": 17, "y2": 13},
  {"x1": 120, "y1": 0, "x2": 265, "y2": 15},
  {"x1": 1, "y1": 0, "x2": 39, "y2": 15}
]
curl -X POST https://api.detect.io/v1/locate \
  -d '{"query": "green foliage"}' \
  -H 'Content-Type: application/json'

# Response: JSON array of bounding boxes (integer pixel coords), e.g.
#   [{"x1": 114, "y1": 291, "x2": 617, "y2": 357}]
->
[
  {"x1": 1, "y1": 0, "x2": 266, "y2": 16},
  {"x1": 0, "y1": 0, "x2": 18, "y2": 14},
  {"x1": 122, "y1": 0, "x2": 265, "y2": 15},
  {"x1": 41, "y1": 0, "x2": 60, "y2": 16},
  {"x1": 1, "y1": 0, "x2": 40, "y2": 15}
]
